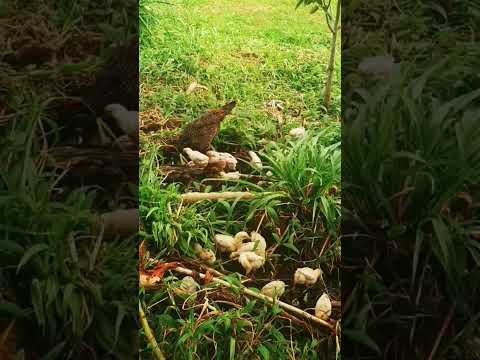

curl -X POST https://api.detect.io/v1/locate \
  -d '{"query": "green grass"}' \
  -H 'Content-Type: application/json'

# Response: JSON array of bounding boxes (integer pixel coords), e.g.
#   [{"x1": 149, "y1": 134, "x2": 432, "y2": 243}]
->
[
  {"x1": 140, "y1": 0, "x2": 340, "y2": 138},
  {"x1": 140, "y1": 0, "x2": 341, "y2": 358},
  {"x1": 342, "y1": 1, "x2": 480, "y2": 358}
]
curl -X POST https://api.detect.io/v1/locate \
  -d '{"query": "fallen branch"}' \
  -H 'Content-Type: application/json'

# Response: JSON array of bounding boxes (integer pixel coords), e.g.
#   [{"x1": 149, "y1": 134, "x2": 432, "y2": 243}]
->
[
  {"x1": 201, "y1": 174, "x2": 269, "y2": 184},
  {"x1": 139, "y1": 302, "x2": 165, "y2": 360},
  {"x1": 159, "y1": 165, "x2": 221, "y2": 182},
  {"x1": 181, "y1": 191, "x2": 255, "y2": 204},
  {"x1": 48, "y1": 145, "x2": 137, "y2": 179},
  {"x1": 140, "y1": 264, "x2": 334, "y2": 332}
]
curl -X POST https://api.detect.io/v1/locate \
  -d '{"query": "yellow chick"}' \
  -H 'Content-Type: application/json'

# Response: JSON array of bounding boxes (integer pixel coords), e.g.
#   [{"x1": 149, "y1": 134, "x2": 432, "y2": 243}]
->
[
  {"x1": 315, "y1": 293, "x2": 332, "y2": 320},
  {"x1": 207, "y1": 151, "x2": 237, "y2": 170},
  {"x1": 173, "y1": 276, "x2": 200, "y2": 297},
  {"x1": 293, "y1": 267, "x2": 322, "y2": 286},
  {"x1": 248, "y1": 151, "x2": 263, "y2": 170},
  {"x1": 193, "y1": 243, "x2": 216, "y2": 264},
  {"x1": 214, "y1": 231, "x2": 250, "y2": 253},
  {"x1": 260, "y1": 280, "x2": 286, "y2": 299},
  {"x1": 250, "y1": 231, "x2": 266, "y2": 244},
  {"x1": 183, "y1": 147, "x2": 209, "y2": 167},
  {"x1": 104, "y1": 104, "x2": 139, "y2": 139},
  {"x1": 288, "y1": 127, "x2": 306, "y2": 139},
  {"x1": 238, "y1": 251, "x2": 265, "y2": 274},
  {"x1": 230, "y1": 231, "x2": 266, "y2": 259}
]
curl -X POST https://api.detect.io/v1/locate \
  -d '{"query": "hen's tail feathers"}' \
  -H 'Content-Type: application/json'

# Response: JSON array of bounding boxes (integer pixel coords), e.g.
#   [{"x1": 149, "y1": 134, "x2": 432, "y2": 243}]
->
[{"x1": 222, "y1": 101, "x2": 237, "y2": 115}]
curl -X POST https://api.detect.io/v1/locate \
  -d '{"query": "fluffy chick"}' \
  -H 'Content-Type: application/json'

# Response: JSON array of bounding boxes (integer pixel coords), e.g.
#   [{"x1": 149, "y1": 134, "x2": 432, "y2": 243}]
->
[
  {"x1": 219, "y1": 171, "x2": 241, "y2": 180},
  {"x1": 214, "y1": 231, "x2": 250, "y2": 253},
  {"x1": 183, "y1": 147, "x2": 209, "y2": 167},
  {"x1": 173, "y1": 276, "x2": 200, "y2": 297},
  {"x1": 238, "y1": 251, "x2": 265, "y2": 274},
  {"x1": 104, "y1": 104, "x2": 139, "y2": 141},
  {"x1": 230, "y1": 232, "x2": 266, "y2": 259},
  {"x1": 206, "y1": 159, "x2": 227, "y2": 172},
  {"x1": 315, "y1": 293, "x2": 332, "y2": 320},
  {"x1": 288, "y1": 127, "x2": 306, "y2": 139},
  {"x1": 193, "y1": 243, "x2": 216, "y2": 264},
  {"x1": 260, "y1": 280, "x2": 286, "y2": 299},
  {"x1": 293, "y1": 267, "x2": 322, "y2": 286},
  {"x1": 248, "y1": 151, "x2": 263, "y2": 170},
  {"x1": 207, "y1": 151, "x2": 237, "y2": 171}
]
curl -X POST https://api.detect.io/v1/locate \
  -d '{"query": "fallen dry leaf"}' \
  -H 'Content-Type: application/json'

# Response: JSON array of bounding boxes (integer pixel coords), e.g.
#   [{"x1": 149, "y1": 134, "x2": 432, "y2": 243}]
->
[
  {"x1": 186, "y1": 81, "x2": 208, "y2": 95},
  {"x1": 202, "y1": 270, "x2": 215, "y2": 285},
  {"x1": 143, "y1": 262, "x2": 179, "y2": 280}
]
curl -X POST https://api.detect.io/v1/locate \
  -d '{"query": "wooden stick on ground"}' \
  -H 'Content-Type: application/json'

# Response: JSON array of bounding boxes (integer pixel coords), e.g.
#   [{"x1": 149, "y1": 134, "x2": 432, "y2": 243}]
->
[
  {"x1": 139, "y1": 302, "x2": 166, "y2": 360},
  {"x1": 140, "y1": 265, "x2": 334, "y2": 332},
  {"x1": 181, "y1": 191, "x2": 255, "y2": 204}
]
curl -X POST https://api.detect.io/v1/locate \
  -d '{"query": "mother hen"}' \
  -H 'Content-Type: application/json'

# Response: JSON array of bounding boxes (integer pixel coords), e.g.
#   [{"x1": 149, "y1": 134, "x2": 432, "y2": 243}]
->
[{"x1": 176, "y1": 101, "x2": 236, "y2": 153}]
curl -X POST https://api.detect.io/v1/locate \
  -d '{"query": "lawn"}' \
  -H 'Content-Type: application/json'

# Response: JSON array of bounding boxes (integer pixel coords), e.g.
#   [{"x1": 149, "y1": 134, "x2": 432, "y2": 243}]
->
[{"x1": 139, "y1": 0, "x2": 341, "y2": 359}]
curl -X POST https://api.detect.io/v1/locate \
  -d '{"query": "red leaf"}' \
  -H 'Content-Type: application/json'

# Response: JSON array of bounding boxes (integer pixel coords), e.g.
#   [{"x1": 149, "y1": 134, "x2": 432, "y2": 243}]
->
[{"x1": 143, "y1": 262, "x2": 179, "y2": 281}]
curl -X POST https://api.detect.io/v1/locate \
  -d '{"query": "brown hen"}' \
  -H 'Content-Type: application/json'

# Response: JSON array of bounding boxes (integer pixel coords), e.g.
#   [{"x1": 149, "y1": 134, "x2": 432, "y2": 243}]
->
[
  {"x1": 176, "y1": 101, "x2": 236, "y2": 153},
  {"x1": 64, "y1": 36, "x2": 139, "y2": 114}
]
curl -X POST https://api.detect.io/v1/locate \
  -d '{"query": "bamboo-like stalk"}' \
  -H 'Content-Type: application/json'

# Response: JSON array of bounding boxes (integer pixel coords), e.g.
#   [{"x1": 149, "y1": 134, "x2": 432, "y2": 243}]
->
[
  {"x1": 181, "y1": 191, "x2": 255, "y2": 203},
  {"x1": 139, "y1": 302, "x2": 166, "y2": 360},
  {"x1": 322, "y1": 0, "x2": 341, "y2": 108},
  {"x1": 141, "y1": 265, "x2": 335, "y2": 331}
]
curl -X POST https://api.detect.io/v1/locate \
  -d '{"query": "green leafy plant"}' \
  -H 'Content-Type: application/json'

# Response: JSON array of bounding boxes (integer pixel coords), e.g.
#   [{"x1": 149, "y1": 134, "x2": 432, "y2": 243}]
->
[{"x1": 343, "y1": 54, "x2": 480, "y2": 358}]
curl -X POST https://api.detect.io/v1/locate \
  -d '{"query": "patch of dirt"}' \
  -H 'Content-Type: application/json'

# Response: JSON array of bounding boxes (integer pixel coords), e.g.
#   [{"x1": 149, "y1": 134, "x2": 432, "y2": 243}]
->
[
  {"x1": 197, "y1": 57, "x2": 210, "y2": 68},
  {"x1": 0, "y1": 10, "x2": 102, "y2": 68},
  {"x1": 233, "y1": 50, "x2": 264, "y2": 64},
  {"x1": 59, "y1": 31, "x2": 104, "y2": 62},
  {"x1": 140, "y1": 80, "x2": 167, "y2": 99},
  {"x1": 140, "y1": 106, "x2": 182, "y2": 133}
]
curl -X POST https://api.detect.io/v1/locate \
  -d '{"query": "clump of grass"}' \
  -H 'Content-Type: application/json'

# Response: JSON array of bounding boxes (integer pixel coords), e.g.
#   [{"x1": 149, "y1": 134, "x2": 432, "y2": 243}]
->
[
  {"x1": 262, "y1": 132, "x2": 341, "y2": 234},
  {"x1": 0, "y1": 177, "x2": 137, "y2": 357},
  {"x1": 140, "y1": 0, "x2": 166, "y2": 46},
  {"x1": 342, "y1": 50, "x2": 480, "y2": 358}
]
